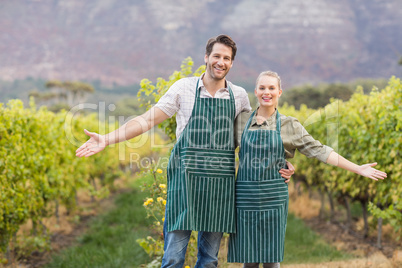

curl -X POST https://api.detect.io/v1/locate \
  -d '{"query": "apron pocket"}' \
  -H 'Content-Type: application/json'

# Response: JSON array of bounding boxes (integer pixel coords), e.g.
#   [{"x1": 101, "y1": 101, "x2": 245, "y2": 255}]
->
[
  {"x1": 178, "y1": 147, "x2": 236, "y2": 232},
  {"x1": 180, "y1": 147, "x2": 235, "y2": 177},
  {"x1": 236, "y1": 208, "x2": 286, "y2": 263}
]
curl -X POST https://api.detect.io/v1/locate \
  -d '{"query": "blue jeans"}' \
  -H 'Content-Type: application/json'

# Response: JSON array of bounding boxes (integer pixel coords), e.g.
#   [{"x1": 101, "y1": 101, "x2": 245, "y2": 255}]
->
[{"x1": 161, "y1": 222, "x2": 223, "y2": 268}]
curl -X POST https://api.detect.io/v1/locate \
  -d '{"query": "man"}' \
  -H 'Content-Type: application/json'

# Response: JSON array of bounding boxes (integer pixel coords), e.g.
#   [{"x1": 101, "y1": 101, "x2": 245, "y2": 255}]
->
[{"x1": 76, "y1": 34, "x2": 293, "y2": 267}]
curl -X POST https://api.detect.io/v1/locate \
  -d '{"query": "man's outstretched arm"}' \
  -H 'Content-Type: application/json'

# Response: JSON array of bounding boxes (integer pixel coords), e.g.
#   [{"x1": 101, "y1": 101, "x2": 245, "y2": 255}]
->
[{"x1": 76, "y1": 107, "x2": 169, "y2": 157}]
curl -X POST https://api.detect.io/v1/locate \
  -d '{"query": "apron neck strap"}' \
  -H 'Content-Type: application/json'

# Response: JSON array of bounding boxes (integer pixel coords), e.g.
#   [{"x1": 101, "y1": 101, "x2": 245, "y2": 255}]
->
[
  {"x1": 244, "y1": 109, "x2": 257, "y2": 134},
  {"x1": 195, "y1": 78, "x2": 201, "y2": 98},
  {"x1": 276, "y1": 110, "x2": 281, "y2": 133}
]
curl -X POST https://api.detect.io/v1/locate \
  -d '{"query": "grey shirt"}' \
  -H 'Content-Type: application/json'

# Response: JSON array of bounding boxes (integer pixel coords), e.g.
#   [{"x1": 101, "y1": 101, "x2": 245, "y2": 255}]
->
[{"x1": 234, "y1": 109, "x2": 333, "y2": 163}]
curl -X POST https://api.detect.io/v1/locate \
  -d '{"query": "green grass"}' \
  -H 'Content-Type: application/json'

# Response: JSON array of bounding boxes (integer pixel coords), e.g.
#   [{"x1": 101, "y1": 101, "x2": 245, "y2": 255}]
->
[
  {"x1": 283, "y1": 213, "x2": 353, "y2": 264},
  {"x1": 44, "y1": 174, "x2": 352, "y2": 267},
  {"x1": 44, "y1": 177, "x2": 154, "y2": 268}
]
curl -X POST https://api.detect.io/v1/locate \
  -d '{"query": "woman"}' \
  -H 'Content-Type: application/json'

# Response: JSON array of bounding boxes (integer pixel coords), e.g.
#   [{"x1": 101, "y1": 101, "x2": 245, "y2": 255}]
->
[{"x1": 227, "y1": 71, "x2": 387, "y2": 268}]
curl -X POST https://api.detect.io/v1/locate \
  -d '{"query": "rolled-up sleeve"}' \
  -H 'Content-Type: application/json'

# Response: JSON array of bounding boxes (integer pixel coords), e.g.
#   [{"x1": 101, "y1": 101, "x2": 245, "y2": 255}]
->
[
  {"x1": 154, "y1": 80, "x2": 182, "y2": 118},
  {"x1": 282, "y1": 116, "x2": 333, "y2": 163},
  {"x1": 240, "y1": 90, "x2": 252, "y2": 113}
]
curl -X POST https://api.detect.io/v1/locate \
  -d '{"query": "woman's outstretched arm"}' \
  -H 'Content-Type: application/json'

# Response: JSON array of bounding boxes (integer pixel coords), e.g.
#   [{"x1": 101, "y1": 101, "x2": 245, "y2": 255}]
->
[{"x1": 326, "y1": 151, "x2": 387, "y2": 181}]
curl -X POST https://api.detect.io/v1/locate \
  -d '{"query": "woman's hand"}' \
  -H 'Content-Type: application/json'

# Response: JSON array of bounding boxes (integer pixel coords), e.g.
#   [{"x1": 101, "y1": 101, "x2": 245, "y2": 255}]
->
[
  {"x1": 75, "y1": 129, "x2": 107, "y2": 157},
  {"x1": 357, "y1": 162, "x2": 387, "y2": 181},
  {"x1": 279, "y1": 161, "x2": 295, "y2": 183}
]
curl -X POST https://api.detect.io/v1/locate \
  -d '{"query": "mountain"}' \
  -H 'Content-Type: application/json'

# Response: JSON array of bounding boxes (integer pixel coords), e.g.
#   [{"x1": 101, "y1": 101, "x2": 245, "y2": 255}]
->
[{"x1": 1, "y1": 0, "x2": 401, "y2": 90}]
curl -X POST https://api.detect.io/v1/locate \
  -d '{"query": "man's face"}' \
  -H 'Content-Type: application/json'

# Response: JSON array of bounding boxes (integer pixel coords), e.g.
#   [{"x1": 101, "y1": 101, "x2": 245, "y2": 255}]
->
[{"x1": 204, "y1": 43, "x2": 233, "y2": 81}]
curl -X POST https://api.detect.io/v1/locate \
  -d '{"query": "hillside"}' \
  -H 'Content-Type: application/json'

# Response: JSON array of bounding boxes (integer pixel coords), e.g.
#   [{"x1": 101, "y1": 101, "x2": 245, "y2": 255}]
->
[{"x1": 0, "y1": 0, "x2": 401, "y2": 91}]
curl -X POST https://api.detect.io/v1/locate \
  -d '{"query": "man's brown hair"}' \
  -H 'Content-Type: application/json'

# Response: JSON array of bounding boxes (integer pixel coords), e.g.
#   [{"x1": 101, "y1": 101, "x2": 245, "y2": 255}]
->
[{"x1": 205, "y1": 34, "x2": 237, "y2": 60}]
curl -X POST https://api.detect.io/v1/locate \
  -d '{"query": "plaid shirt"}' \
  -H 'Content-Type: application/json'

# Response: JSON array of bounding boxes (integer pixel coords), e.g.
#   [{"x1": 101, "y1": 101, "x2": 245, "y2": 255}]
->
[{"x1": 155, "y1": 74, "x2": 251, "y2": 139}]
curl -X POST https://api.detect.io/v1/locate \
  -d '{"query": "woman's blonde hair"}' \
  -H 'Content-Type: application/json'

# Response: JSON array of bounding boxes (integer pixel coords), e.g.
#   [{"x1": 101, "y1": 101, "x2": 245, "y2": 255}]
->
[{"x1": 256, "y1": 71, "x2": 282, "y2": 90}]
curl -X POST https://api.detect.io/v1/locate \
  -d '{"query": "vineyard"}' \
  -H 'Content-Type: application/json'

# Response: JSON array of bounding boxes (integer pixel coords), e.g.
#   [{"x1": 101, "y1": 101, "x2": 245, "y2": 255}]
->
[
  {"x1": 0, "y1": 97, "x2": 163, "y2": 265},
  {"x1": 282, "y1": 76, "x2": 402, "y2": 245},
  {"x1": 0, "y1": 57, "x2": 401, "y2": 266}
]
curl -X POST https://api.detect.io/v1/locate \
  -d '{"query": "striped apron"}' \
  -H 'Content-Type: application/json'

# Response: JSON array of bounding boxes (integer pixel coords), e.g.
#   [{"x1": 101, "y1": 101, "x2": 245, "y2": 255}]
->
[
  {"x1": 228, "y1": 110, "x2": 288, "y2": 263},
  {"x1": 165, "y1": 79, "x2": 237, "y2": 233}
]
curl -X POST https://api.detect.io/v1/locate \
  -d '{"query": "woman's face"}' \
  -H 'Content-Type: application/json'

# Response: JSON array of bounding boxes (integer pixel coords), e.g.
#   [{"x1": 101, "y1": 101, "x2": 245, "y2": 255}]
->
[{"x1": 254, "y1": 75, "x2": 282, "y2": 109}]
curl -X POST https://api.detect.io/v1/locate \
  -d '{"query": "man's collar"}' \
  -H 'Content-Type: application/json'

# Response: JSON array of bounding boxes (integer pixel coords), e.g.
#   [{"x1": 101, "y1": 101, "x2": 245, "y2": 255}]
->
[
  {"x1": 198, "y1": 73, "x2": 205, "y2": 89},
  {"x1": 199, "y1": 73, "x2": 228, "y2": 91}
]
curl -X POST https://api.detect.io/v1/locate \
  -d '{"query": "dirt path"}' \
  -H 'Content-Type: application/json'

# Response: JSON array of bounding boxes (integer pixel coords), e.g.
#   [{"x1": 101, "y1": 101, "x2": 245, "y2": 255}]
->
[
  {"x1": 11, "y1": 186, "x2": 126, "y2": 268},
  {"x1": 280, "y1": 187, "x2": 401, "y2": 268},
  {"x1": 227, "y1": 254, "x2": 390, "y2": 268},
  {"x1": 225, "y1": 251, "x2": 395, "y2": 268}
]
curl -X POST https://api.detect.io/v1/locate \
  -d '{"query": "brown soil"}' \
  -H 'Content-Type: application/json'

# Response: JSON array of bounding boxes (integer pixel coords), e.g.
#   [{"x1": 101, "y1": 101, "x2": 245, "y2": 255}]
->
[
  {"x1": 278, "y1": 186, "x2": 401, "y2": 268},
  {"x1": 225, "y1": 185, "x2": 402, "y2": 268},
  {"x1": 3, "y1": 178, "x2": 129, "y2": 268}
]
